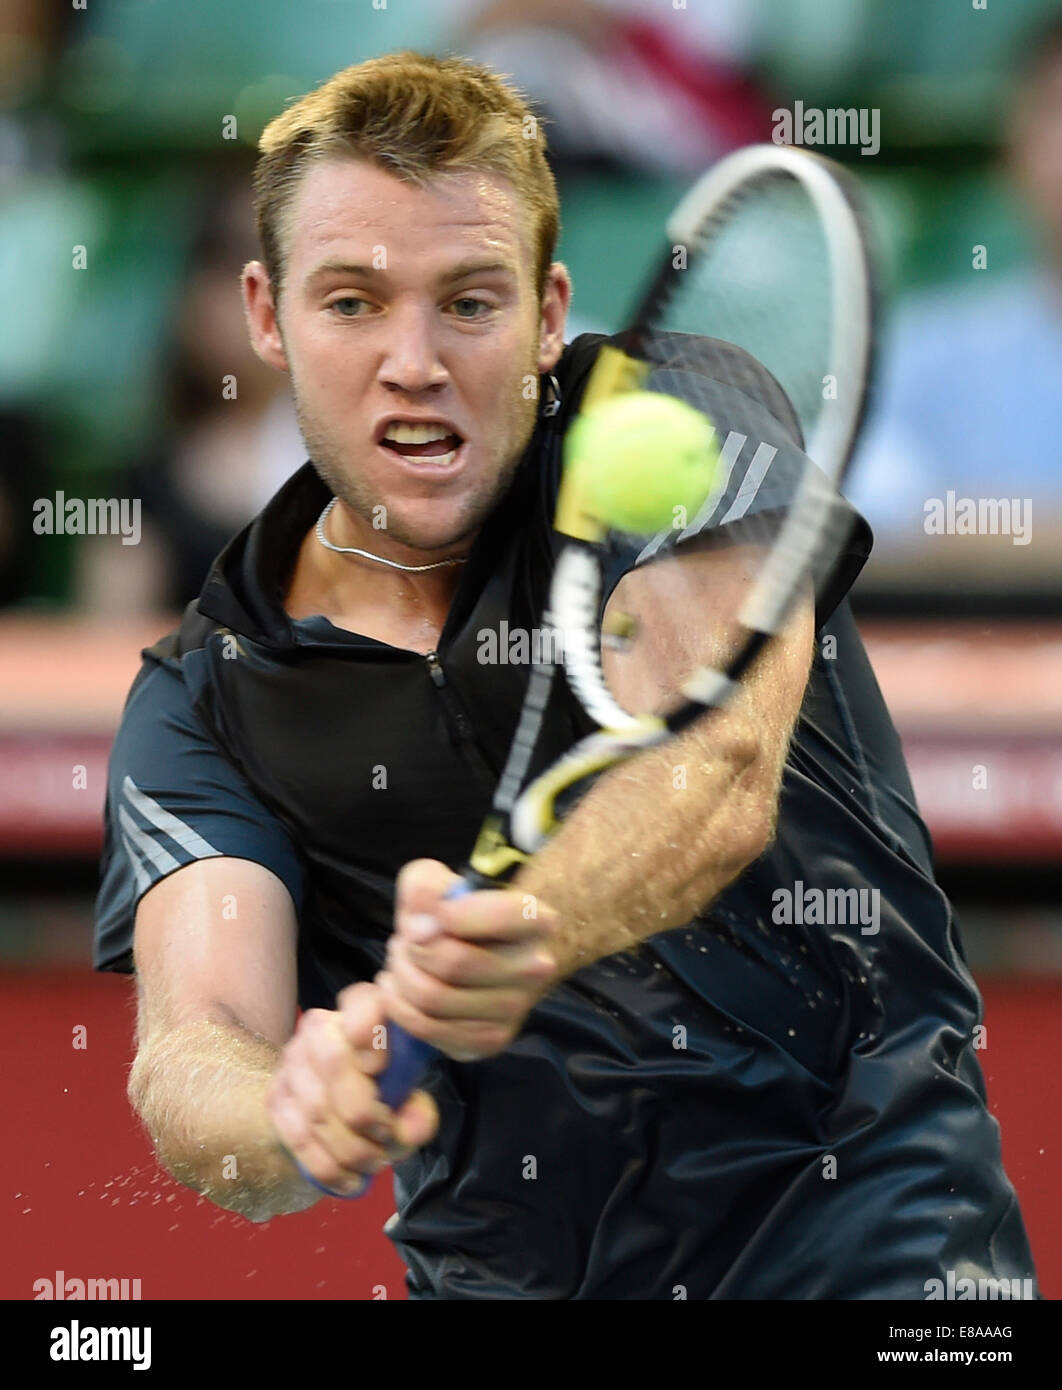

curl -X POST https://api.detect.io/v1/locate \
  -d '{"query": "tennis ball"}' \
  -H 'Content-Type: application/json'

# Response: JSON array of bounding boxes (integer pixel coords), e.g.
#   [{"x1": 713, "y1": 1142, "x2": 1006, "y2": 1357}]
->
[{"x1": 564, "y1": 390, "x2": 719, "y2": 535}]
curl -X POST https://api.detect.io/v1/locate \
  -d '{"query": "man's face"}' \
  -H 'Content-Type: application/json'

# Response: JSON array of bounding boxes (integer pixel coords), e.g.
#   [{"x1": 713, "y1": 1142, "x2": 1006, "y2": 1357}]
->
[{"x1": 246, "y1": 158, "x2": 568, "y2": 554}]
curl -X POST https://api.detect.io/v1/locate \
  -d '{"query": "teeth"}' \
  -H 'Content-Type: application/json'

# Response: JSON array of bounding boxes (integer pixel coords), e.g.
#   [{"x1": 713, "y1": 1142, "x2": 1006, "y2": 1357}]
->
[{"x1": 383, "y1": 421, "x2": 454, "y2": 444}]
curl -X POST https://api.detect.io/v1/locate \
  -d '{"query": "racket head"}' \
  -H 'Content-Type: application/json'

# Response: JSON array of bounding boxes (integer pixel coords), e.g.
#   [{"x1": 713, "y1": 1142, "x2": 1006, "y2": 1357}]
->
[{"x1": 507, "y1": 145, "x2": 877, "y2": 853}]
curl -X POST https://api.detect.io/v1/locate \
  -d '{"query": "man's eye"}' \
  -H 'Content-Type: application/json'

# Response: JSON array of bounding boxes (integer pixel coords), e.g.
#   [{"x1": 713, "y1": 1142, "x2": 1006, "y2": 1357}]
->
[
  {"x1": 330, "y1": 297, "x2": 370, "y2": 317},
  {"x1": 450, "y1": 297, "x2": 490, "y2": 319}
]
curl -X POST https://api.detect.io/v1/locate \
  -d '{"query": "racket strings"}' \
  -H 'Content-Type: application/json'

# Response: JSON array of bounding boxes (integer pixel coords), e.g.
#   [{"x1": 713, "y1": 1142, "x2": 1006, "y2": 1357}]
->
[{"x1": 646, "y1": 174, "x2": 835, "y2": 453}]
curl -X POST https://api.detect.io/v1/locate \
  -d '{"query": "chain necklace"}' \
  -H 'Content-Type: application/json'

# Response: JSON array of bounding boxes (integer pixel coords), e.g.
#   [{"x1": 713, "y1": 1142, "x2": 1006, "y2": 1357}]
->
[{"x1": 314, "y1": 497, "x2": 468, "y2": 572}]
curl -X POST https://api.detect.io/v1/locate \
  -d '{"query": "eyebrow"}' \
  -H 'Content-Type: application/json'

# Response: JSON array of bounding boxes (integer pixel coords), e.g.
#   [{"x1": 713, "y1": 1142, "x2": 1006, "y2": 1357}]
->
[{"x1": 304, "y1": 258, "x2": 517, "y2": 287}]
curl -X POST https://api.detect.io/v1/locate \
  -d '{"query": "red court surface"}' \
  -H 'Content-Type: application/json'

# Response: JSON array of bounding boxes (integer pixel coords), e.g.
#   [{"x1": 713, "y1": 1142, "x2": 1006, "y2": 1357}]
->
[{"x1": 0, "y1": 965, "x2": 1056, "y2": 1300}]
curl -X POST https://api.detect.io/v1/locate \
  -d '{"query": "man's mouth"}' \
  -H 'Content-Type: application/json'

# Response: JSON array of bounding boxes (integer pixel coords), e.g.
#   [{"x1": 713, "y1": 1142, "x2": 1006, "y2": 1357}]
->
[{"x1": 379, "y1": 421, "x2": 464, "y2": 467}]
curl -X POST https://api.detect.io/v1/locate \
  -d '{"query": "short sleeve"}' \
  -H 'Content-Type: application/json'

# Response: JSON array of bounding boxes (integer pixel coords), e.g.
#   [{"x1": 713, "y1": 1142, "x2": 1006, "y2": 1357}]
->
[{"x1": 94, "y1": 656, "x2": 306, "y2": 974}]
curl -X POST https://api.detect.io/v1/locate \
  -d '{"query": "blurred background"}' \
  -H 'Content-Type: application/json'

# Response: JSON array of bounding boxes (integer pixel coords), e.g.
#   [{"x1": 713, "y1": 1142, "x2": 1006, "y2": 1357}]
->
[{"x1": 1, "y1": 0, "x2": 1059, "y2": 1299}]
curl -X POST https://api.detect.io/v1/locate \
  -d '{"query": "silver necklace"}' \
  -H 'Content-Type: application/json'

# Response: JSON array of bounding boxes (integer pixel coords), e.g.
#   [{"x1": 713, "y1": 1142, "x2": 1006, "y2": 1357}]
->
[{"x1": 314, "y1": 497, "x2": 468, "y2": 572}]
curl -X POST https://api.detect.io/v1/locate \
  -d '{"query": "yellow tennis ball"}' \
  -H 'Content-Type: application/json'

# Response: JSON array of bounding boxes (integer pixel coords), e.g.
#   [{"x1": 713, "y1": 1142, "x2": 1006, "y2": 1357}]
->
[{"x1": 564, "y1": 390, "x2": 720, "y2": 534}]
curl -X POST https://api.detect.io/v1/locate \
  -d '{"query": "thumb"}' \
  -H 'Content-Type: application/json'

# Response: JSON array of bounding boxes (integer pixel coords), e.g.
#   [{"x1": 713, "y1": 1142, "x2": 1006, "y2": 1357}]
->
[
  {"x1": 391, "y1": 1088, "x2": 440, "y2": 1153},
  {"x1": 395, "y1": 858, "x2": 460, "y2": 934}
]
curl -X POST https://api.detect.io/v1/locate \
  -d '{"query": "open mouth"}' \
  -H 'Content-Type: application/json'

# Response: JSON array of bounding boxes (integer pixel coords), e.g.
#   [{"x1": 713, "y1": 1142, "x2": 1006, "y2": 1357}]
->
[{"x1": 379, "y1": 421, "x2": 465, "y2": 467}]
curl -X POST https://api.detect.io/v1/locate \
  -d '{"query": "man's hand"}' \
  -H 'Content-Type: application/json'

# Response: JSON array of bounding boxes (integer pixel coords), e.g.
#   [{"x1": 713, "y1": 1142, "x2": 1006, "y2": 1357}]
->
[
  {"x1": 377, "y1": 859, "x2": 560, "y2": 1062},
  {"x1": 266, "y1": 982, "x2": 439, "y2": 1197}
]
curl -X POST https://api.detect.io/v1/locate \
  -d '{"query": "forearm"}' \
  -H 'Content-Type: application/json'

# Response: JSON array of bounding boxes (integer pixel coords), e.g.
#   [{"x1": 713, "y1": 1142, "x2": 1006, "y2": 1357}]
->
[
  {"x1": 513, "y1": 625, "x2": 807, "y2": 977},
  {"x1": 514, "y1": 709, "x2": 768, "y2": 973},
  {"x1": 127, "y1": 1018, "x2": 317, "y2": 1223}
]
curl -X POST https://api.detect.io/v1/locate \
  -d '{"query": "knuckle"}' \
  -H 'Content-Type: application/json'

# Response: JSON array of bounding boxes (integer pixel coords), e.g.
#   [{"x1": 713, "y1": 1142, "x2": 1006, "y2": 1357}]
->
[
  {"x1": 315, "y1": 1157, "x2": 354, "y2": 1188},
  {"x1": 291, "y1": 1074, "x2": 330, "y2": 1126},
  {"x1": 314, "y1": 1033, "x2": 351, "y2": 1079},
  {"x1": 526, "y1": 950, "x2": 558, "y2": 982},
  {"x1": 352, "y1": 1140, "x2": 390, "y2": 1172},
  {"x1": 431, "y1": 941, "x2": 474, "y2": 985},
  {"x1": 336, "y1": 982, "x2": 372, "y2": 1012},
  {"x1": 335, "y1": 1093, "x2": 382, "y2": 1135},
  {"x1": 499, "y1": 989, "x2": 529, "y2": 1018},
  {"x1": 410, "y1": 976, "x2": 445, "y2": 1013},
  {"x1": 280, "y1": 1109, "x2": 311, "y2": 1150},
  {"x1": 470, "y1": 1018, "x2": 514, "y2": 1047},
  {"x1": 300, "y1": 1008, "x2": 333, "y2": 1033}
]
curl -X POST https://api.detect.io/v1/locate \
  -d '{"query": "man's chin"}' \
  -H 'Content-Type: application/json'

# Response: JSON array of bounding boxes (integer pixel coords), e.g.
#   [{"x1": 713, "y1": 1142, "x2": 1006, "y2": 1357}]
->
[
  {"x1": 381, "y1": 523, "x2": 478, "y2": 559},
  {"x1": 385, "y1": 486, "x2": 513, "y2": 556}
]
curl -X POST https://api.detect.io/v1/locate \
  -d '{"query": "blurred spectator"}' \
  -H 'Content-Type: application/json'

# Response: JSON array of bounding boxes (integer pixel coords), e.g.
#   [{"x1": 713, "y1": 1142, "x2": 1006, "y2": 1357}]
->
[
  {"x1": 75, "y1": 175, "x2": 303, "y2": 616},
  {"x1": 457, "y1": 0, "x2": 772, "y2": 175},
  {"x1": 847, "y1": 12, "x2": 1062, "y2": 598}
]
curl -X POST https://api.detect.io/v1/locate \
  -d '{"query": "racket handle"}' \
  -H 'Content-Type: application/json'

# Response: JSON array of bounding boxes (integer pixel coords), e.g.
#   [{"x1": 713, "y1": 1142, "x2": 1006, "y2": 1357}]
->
[
  {"x1": 375, "y1": 1025, "x2": 439, "y2": 1110},
  {"x1": 369, "y1": 874, "x2": 482, "y2": 1137},
  {"x1": 354, "y1": 871, "x2": 503, "y2": 1194}
]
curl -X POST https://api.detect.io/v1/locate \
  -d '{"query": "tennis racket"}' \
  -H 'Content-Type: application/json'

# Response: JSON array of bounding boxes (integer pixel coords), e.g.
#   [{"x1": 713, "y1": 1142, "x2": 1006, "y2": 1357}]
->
[{"x1": 371, "y1": 143, "x2": 876, "y2": 1134}]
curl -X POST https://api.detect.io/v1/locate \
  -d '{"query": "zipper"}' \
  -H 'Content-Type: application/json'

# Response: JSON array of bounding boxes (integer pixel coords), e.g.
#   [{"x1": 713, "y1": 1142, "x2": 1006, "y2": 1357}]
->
[
  {"x1": 424, "y1": 649, "x2": 498, "y2": 791},
  {"x1": 425, "y1": 649, "x2": 446, "y2": 688}
]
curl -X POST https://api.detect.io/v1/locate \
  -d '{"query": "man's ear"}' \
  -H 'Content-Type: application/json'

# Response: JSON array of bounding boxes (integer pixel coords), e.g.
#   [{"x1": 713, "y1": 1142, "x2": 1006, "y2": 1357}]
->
[
  {"x1": 537, "y1": 262, "x2": 572, "y2": 374},
  {"x1": 242, "y1": 261, "x2": 290, "y2": 373}
]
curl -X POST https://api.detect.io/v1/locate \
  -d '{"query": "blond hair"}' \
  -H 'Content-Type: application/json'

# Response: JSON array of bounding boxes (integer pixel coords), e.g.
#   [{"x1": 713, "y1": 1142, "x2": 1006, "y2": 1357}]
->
[{"x1": 254, "y1": 51, "x2": 559, "y2": 302}]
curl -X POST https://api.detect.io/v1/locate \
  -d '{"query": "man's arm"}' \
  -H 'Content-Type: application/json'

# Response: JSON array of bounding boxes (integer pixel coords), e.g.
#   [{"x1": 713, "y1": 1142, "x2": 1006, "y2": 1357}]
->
[
  {"x1": 128, "y1": 857, "x2": 437, "y2": 1220},
  {"x1": 377, "y1": 543, "x2": 814, "y2": 1054},
  {"x1": 514, "y1": 542, "x2": 814, "y2": 975},
  {"x1": 128, "y1": 857, "x2": 318, "y2": 1221}
]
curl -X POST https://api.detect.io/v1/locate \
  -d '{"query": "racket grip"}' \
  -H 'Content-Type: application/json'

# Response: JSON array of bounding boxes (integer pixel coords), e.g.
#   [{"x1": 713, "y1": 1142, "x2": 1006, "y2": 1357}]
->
[
  {"x1": 374, "y1": 1025, "x2": 437, "y2": 1110},
  {"x1": 371, "y1": 875, "x2": 478, "y2": 1114}
]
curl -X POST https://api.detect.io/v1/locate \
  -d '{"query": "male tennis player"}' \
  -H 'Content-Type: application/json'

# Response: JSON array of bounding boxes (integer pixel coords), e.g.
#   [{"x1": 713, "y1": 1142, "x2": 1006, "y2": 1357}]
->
[{"x1": 95, "y1": 53, "x2": 1038, "y2": 1300}]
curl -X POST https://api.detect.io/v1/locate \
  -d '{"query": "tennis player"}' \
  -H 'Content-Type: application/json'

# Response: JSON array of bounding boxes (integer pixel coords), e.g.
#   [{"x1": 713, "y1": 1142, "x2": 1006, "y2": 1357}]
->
[{"x1": 95, "y1": 53, "x2": 1039, "y2": 1300}]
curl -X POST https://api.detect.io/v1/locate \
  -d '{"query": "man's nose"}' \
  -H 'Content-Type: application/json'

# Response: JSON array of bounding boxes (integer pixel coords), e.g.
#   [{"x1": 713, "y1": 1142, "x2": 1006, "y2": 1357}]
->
[{"x1": 377, "y1": 302, "x2": 449, "y2": 394}]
